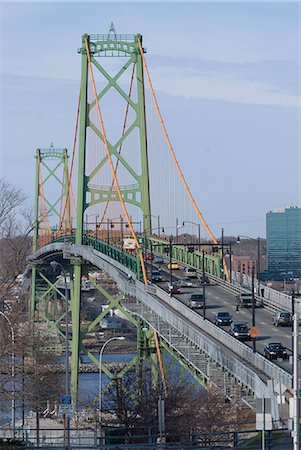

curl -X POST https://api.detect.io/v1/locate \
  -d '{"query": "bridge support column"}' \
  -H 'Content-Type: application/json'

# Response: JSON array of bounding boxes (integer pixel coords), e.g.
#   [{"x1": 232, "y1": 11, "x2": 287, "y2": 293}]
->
[{"x1": 71, "y1": 260, "x2": 82, "y2": 405}]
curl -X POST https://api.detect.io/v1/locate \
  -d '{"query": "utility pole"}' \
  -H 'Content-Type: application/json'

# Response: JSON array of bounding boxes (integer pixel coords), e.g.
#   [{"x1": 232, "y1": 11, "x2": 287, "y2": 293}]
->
[
  {"x1": 202, "y1": 250, "x2": 206, "y2": 319},
  {"x1": 221, "y1": 228, "x2": 224, "y2": 280},
  {"x1": 251, "y1": 266, "x2": 256, "y2": 353},
  {"x1": 169, "y1": 235, "x2": 173, "y2": 287},
  {"x1": 293, "y1": 311, "x2": 300, "y2": 450}
]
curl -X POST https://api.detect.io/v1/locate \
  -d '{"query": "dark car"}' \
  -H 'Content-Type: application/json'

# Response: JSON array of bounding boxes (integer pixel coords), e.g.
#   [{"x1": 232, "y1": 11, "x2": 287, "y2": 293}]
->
[
  {"x1": 264, "y1": 342, "x2": 288, "y2": 360},
  {"x1": 151, "y1": 270, "x2": 163, "y2": 282},
  {"x1": 167, "y1": 283, "x2": 181, "y2": 295},
  {"x1": 198, "y1": 275, "x2": 210, "y2": 285},
  {"x1": 214, "y1": 312, "x2": 233, "y2": 326},
  {"x1": 273, "y1": 311, "x2": 292, "y2": 327},
  {"x1": 229, "y1": 322, "x2": 251, "y2": 341}
]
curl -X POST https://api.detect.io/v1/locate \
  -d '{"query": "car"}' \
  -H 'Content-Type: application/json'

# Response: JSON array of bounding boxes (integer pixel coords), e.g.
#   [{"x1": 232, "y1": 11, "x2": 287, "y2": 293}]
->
[
  {"x1": 273, "y1": 311, "x2": 292, "y2": 327},
  {"x1": 167, "y1": 262, "x2": 180, "y2": 270},
  {"x1": 237, "y1": 292, "x2": 255, "y2": 308},
  {"x1": 178, "y1": 277, "x2": 194, "y2": 287},
  {"x1": 146, "y1": 252, "x2": 154, "y2": 260},
  {"x1": 184, "y1": 267, "x2": 197, "y2": 278},
  {"x1": 151, "y1": 270, "x2": 163, "y2": 282},
  {"x1": 167, "y1": 283, "x2": 181, "y2": 295},
  {"x1": 187, "y1": 293, "x2": 205, "y2": 309},
  {"x1": 264, "y1": 342, "x2": 288, "y2": 360},
  {"x1": 154, "y1": 256, "x2": 164, "y2": 264},
  {"x1": 214, "y1": 312, "x2": 233, "y2": 326},
  {"x1": 229, "y1": 322, "x2": 251, "y2": 341},
  {"x1": 198, "y1": 275, "x2": 210, "y2": 285}
]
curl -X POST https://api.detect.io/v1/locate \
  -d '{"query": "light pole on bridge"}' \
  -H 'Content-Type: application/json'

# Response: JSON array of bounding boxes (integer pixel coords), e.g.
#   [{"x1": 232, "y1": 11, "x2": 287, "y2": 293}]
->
[
  {"x1": 182, "y1": 221, "x2": 201, "y2": 251},
  {"x1": 237, "y1": 235, "x2": 261, "y2": 287}
]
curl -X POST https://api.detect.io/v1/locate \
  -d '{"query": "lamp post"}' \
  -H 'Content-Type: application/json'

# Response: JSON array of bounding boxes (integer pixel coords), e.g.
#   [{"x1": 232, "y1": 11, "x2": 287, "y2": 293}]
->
[
  {"x1": 0, "y1": 312, "x2": 15, "y2": 437},
  {"x1": 251, "y1": 266, "x2": 256, "y2": 353},
  {"x1": 202, "y1": 250, "x2": 206, "y2": 319},
  {"x1": 182, "y1": 221, "x2": 201, "y2": 251},
  {"x1": 144, "y1": 214, "x2": 161, "y2": 236},
  {"x1": 237, "y1": 235, "x2": 261, "y2": 287},
  {"x1": 143, "y1": 226, "x2": 165, "y2": 272},
  {"x1": 99, "y1": 336, "x2": 125, "y2": 443},
  {"x1": 106, "y1": 218, "x2": 110, "y2": 244},
  {"x1": 292, "y1": 308, "x2": 300, "y2": 450},
  {"x1": 169, "y1": 235, "x2": 173, "y2": 287},
  {"x1": 50, "y1": 261, "x2": 71, "y2": 448}
]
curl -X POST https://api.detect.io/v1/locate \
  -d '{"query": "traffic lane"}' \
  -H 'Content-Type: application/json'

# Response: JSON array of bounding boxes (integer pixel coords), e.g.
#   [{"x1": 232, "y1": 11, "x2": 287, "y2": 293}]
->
[
  {"x1": 164, "y1": 282, "x2": 293, "y2": 372},
  {"x1": 151, "y1": 264, "x2": 293, "y2": 367}
]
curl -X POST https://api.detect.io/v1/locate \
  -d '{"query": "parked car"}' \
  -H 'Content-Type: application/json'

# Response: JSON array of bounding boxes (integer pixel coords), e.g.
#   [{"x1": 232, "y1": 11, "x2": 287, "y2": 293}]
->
[
  {"x1": 273, "y1": 311, "x2": 292, "y2": 327},
  {"x1": 229, "y1": 322, "x2": 251, "y2": 341},
  {"x1": 187, "y1": 293, "x2": 205, "y2": 309},
  {"x1": 167, "y1": 283, "x2": 181, "y2": 295},
  {"x1": 179, "y1": 277, "x2": 194, "y2": 287},
  {"x1": 198, "y1": 275, "x2": 210, "y2": 285},
  {"x1": 154, "y1": 256, "x2": 164, "y2": 264},
  {"x1": 264, "y1": 342, "x2": 288, "y2": 360},
  {"x1": 184, "y1": 267, "x2": 197, "y2": 278},
  {"x1": 151, "y1": 270, "x2": 163, "y2": 282},
  {"x1": 214, "y1": 311, "x2": 233, "y2": 326},
  {"x1": 238, "y1": 292, "x2": 255, "y2": 308},
  {"x1": 168, "y1": 262, "x2": 180, "y2": 270}
]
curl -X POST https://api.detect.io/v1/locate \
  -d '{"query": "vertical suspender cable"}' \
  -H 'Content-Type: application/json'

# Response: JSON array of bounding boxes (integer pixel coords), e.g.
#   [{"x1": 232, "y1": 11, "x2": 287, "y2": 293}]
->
[
  {"x1": 85, "y1": 39, "x2": 148, "y2": 286},
  {"x1": 137, "y1": 39, "x2": 230, "y2": 282},
  {"x1": 99, "y1": 64, "x2": 136, "y2": 226}
]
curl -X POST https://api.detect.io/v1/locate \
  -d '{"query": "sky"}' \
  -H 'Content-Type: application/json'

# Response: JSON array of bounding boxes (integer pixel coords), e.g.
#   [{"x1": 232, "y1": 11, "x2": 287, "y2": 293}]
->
[{"x1": 0, "y1": 1, "x2": 300, "y2": 238}]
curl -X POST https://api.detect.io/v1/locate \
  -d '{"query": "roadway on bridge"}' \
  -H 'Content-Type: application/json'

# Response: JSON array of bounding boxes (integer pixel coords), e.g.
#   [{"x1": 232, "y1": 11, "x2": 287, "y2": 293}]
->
[{"x1": 150, "y1": 262, "x2": 293, "y2": 375}]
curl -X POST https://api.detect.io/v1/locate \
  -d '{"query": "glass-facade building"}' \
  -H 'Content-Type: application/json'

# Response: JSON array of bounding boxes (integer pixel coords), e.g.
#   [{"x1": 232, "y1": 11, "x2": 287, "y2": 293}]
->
[{"x1": 266, "y1": 206, "x2": 301, "y2": 278}]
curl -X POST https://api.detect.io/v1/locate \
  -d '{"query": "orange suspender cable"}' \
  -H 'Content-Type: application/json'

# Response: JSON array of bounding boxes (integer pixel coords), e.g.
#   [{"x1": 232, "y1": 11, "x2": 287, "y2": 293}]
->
[
  {"x1": 58, "y1": 92, "x2": 81, "y2": 234},
  {"x1": 85, "y1": 38, "x2": 148, "y2": 286},
  {"x1": 153, "y1": 330, "x2": 167, "y2": 397},
  {"x1": 137, "y1": 39, "x2": 230, "y2": 282}
]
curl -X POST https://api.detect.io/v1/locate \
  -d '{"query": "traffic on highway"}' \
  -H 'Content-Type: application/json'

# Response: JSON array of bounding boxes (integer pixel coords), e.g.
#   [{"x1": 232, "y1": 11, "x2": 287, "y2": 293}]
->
[{"x1": 146, "y1": 255, "x2": 294, "y2": 373}]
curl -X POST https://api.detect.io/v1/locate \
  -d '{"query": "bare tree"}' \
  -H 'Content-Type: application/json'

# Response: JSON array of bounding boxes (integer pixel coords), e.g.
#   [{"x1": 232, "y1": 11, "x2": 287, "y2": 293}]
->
[
  {"x1": 0, "y1": 179, "x2": 32, "y2": 297},
  {"x1": 0, "y1": 178, "x2": 27, "y2": 238},
  {"x1": 104, "y1": 370, "x2": 238, "y2": 441}
]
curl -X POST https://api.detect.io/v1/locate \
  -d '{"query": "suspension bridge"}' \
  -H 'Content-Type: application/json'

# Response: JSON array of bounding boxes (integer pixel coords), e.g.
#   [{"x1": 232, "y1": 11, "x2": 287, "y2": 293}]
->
[{"x1": 29, "y1": 26, "x2": 294, "y2": 423}]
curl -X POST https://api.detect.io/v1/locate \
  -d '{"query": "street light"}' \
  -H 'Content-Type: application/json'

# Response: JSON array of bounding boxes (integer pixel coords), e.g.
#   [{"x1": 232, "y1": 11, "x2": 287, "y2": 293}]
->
[
  {"x1": 236, "y1": 235, "x2": 261, "y2": 286},
  {"x1": 143, "y1": 226, "x2": 165, "y2": 268},
  {"x1": 99, "y1": 336, "x2": 125, "y2": 443},
  {"x1": 50, "y1": 261, "x2": 71, "y2": 448},
  {"x1": 0, "y1": 312, "x2": 15, "y2": 437},
  {"x1": 144, "y1": 214, "x2": 161, "y2": 236},
  {"x1": 182, "y1": 221, "x2": 201, "y2": 251},
  {"x1": 251, "y1": 266, "x2": 256, "y2": 353}
]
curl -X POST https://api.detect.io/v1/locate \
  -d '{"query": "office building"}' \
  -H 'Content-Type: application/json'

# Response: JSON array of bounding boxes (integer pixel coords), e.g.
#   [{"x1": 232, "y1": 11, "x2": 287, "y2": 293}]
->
[{"x1": 266, "y1": 206, "x2": 301, "y2": 278}]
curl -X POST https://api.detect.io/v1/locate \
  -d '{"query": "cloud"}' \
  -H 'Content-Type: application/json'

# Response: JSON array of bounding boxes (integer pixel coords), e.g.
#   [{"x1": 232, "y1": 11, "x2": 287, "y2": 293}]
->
[{"x1": 151, "y1": 66, "x2": 299, "y2": 108}]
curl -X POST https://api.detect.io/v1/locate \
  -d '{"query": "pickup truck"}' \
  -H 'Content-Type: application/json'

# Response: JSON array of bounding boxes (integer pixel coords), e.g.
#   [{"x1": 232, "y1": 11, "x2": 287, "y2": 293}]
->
[{"x1": 238, "y1": 292, "x2": 255, "y2": 308}]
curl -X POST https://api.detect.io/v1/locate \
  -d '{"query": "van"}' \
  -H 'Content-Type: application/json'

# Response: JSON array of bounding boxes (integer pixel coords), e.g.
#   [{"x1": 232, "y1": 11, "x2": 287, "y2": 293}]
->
[
  {"x1": 184, "y1": 267, "x2": 197, "y2": 278},
  {"x1": 188, "y1": 293, "x2": 204, "y2": 309}
]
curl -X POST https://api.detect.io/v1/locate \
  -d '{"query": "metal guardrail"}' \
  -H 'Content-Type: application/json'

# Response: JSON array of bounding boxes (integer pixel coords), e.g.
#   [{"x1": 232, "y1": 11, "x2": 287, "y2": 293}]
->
[
  {"x1": 43, "y1": 234, "x2": 298, "y2": 316},
  {"x1": 232, "y1": 272, "x2": 299, "y2": 314},
  {"x1": 31, "y1": 243, "x2": 292, "y2": 417}
]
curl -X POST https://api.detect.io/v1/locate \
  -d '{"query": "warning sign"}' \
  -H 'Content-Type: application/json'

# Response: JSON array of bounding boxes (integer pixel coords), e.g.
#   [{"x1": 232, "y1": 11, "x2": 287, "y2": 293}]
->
[{"x1": 249, "y1": 326, "x2": 259, "y2": 338}]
